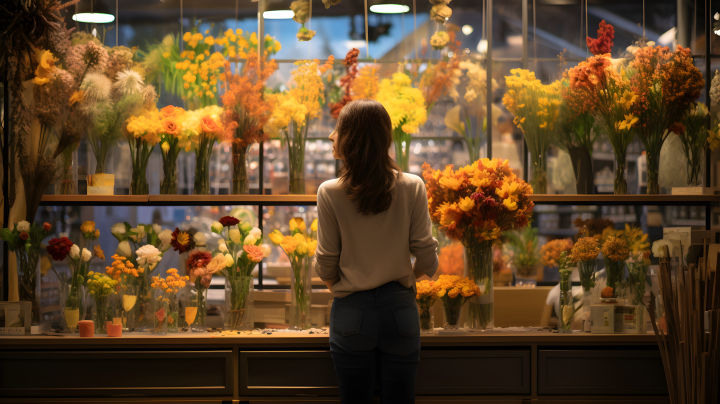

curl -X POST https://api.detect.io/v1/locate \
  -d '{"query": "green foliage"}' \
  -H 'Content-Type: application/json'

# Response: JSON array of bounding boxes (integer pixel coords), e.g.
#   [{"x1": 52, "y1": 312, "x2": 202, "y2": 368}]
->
[{"x1": 504, "y1": 227, "x2": 541, "y2": 276}]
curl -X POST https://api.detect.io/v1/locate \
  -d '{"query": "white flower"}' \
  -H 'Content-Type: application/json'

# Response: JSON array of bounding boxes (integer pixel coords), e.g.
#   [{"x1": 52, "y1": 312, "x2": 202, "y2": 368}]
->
[
  {"x1": 111, "y1": 223, "x2": 126, "y2": 235},
  {"x1": 218, "y1": 243, "x2": 228, "y2": 253},
  {"x1": 261, "y1": 244, "x2": 272, "y2": 258},
  {"x1": 229, "y1": 229, "x2": 241, "y2": 244},
  {"x1": 652, "y1": 239, "x2": 674, "y2": 258},
  {"x1": 211, "y1": 221, "x2": 223, "y2": 234},
  {"x1": 152, "y1": 224, "x2": 162, "y2": 235},
  {"x1": 130, "y1": 226, "x2": 146, "y2": 242},
  {"x1": 69, "y1": 244, "x2": 80, "y2": 259},
  {"x1": 244, "y1": 235, "x2": 257, "y2": 245},
  {"x1": 116, "y1": 241, "x2": 132, "y2": 258},
  {"x1": 17, "y1": 221, "x2": 30, "y2": 232},
  {"x1": 81, "y1": 248, "x2": 92, "y2": 262},
  {"x1": 194, "y1": 232, "x2": 207, "y2": 246},
  {"x1": 136, "y1": 244, "x2": 162, "y2": 267},
  {"x1": 224, "y1": 253, "x2": 234, "y2": 267},
  {"x1": 113, "y1": 69, "x2": 145, "y2": 96},
  {"x1": 158, "y1": 229, "x2": 173, "y2": 246},
  {"x1": 250, "y1": 227, "x2": 262, "y2": 239}
]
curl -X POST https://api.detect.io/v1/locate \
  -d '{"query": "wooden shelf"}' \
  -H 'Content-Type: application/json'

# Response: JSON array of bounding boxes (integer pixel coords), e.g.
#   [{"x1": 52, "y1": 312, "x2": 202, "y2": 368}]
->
[{"x1": 40, "y1": 193, "x2": 719, "y2": 206}]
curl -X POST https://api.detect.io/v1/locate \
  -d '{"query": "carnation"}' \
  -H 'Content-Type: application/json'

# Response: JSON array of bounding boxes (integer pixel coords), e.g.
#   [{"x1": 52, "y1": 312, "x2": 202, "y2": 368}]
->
[
  {"x1": 219, "y1": 216, "x2": 240, "y2": 227},
  {"x1": 46, "y1": 237, "x2": 73, "y2": 261},
  {"x1": 243, "y1": 244, "x2": 264, "y2": 263}
]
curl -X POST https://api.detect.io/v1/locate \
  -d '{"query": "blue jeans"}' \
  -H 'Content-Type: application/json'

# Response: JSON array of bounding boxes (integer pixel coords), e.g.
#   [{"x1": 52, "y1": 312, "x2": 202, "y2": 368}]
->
[{"x1": 329, "y1": 281, "x2": 420, "y2": 404}]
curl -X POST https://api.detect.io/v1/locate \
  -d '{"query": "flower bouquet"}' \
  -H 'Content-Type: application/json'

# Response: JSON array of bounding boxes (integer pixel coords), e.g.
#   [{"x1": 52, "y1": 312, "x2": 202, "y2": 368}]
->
[
  {"x1": 158, "y1": 106, "x2": 190, "y2": 194},
  {"x1": 601, "y1": 236, "x2": 629, "y2": 298},
  {"x1": 435, "y1": 275, "x2": 481, "y2": 330},
  {"x1": 416, "y1": 280, "x2": 440, "y2": 333},
  {"x1": 86, "y1": 271, "x2": 118, "y2": 334},
  {"x1": 268, "y1": 218, "x2": 318, "y2": 329},
  {"x1": 540, "y1": 238, "x2": 573, "y2": 270},
  {"x1": 423, "y1": 158, "x2": 534, "y2": 329},
  {"x1": 375, "y1": 72, "x2": 427, "y2": 172},
  {"x1": 185, "y1": 106, "x2": 233, "y2": 195},
  {"x1": 0, "y1": 221, "x2": 53, "y2": 324},
  {"x1": 211, "y1": 216, "x2": 269, "y2": 331},
  {"x1": 106, "y1": 254, "x2": 142, "y2": 330},
  {"x1": 185, "y1": 251, "x2": 219, "y2": 332},
  {"x1": 626, "y1": 251, "x2": 650, "y2": 306},
  {"x1": 221, "y1": 50, "x2": 278, "y2": 194},
  {"x1": 630, "y1": 44, "x2": 703, "y2": 194},
  {"x1": 151, "y1": 268, "x2": 188, "y2": 334},
  {"x1": 502, "y1": 69, "x2": 562, "y2": 194},
  {"x1": 265, "y1": 59, "x2": 332, "y2": 194},
  {"x1": 125, "y1": 107, "x2": 162, "y2": 194},
  {"x1": 675, "y1": 103, "x2": 710, "y2": 186},
  {"x1": 569, "y1": 236, "x2": 600, "y2": 293}
]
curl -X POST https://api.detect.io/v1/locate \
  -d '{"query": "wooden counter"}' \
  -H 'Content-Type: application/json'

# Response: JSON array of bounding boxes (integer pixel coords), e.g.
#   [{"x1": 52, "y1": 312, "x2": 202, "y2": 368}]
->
[{"x1": 0, "y1": 332, "x2": 668, "y2": 403}]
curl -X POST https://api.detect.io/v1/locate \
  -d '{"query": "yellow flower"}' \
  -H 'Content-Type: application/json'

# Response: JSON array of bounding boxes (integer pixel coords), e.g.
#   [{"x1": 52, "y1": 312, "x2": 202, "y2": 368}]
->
[
  {"x1": 289, "y1": 217, "x2": 306, "y2": 234},
  {"x1": 310, "y1": 219, "x2": 318, "y2": 232},
  {"x1": 620, "y1": 90, "x2": 637, "y2": 109},
  {"x1": 375, "y1": 72, "x2": 427, "y2": 135},
  {"x1": 69, "y1": 90, "x2": 85, "y2": 107},
  {"x1": 204, "y1": 36, "x2": 215, "y2": 46},
  {"x1": 80, "y1": 221, "x2": 96, "y2": 234},
  {"x1": 503, "y1": 198, "x2": 518, "y2": 211},
  {"x1": 458, "y1": 197, "x2": 475, "y2": 212},
  {"x1": 280, "y1": 235, "x2": 297, "y2": 254},
  {"x1": 308, "y1": 240, "x2": 317, "y2": 257}
]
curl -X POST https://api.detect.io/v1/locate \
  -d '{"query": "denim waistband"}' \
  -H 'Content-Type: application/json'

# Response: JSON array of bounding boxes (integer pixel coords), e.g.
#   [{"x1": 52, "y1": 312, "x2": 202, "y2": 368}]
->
[{"x1": 338, "y1": 281, "x2": 414, "y2": 304}]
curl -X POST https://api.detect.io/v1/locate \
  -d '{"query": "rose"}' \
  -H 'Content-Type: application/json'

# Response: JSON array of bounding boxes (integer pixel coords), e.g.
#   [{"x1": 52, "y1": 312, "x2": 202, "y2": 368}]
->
[
  {"x1": 81, "y1": 248, "x2": 92, "y2": 262},
  {"x1": 43, "y1": 222, "x2": 52, "y2": 232},
  {"x1": 193, "y1": 232, "x2": 207, "y2": 246},
  {"x1": 244, "y1": 235, "x2": 257, "y2": 245},
  {"x1": 211, "y1": 221, "x2": 223, "y2": 234},
  {"x1": 136, "y1": 245, "x2": 162, "y2": 267},
  {"x1": 17, "y1": 221, "x2": 30, "y2": 232},
  {"x1": 200, "y1": 115, "x2": 222, "y2": 133},
  {"x1": 249, "y1": 227, "x2": 262, "y2": 239},
  {"x1": 206, "y1": 255, "x2": 227, "y2": 274},
  {"x1": 160, "y1": 105, "x2": 184, "y2": 118},
  {"x1": 161, "y1": 118, "x2": 181, "y2": 135},
  {"x1": 46, "y1": 237, "x2": 73, "y2": 261},
  {"x1": 116, "y1": 241, "x2": 132, "y2": 258},
  {"x1": 229, "y1": 229, "x2": 241, "y2": 244},
  {"x1": 158, "y1": 229, "x2": 173, "y2": 247},
  {"x1": 243, "y1": 244, "x2": 264, "y2": 263},
  {"x1": 219, "y1": 216, "x2": 240, "y2": 227},
  {"x1": 19, "y1": 233, "x2": 28, "y2": 241},
  {"x1": 261, "y1": 244, "x2": 272, "y2": 258},
  {"x1": 69, "y1": 244, "x2": 80, "y2": 259}
]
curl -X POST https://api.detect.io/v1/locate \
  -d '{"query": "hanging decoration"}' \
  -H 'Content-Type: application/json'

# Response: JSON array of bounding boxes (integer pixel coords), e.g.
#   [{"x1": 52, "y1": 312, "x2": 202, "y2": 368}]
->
[{"x1": 291, "y1": 0, "x2": 316, "y2": 41}]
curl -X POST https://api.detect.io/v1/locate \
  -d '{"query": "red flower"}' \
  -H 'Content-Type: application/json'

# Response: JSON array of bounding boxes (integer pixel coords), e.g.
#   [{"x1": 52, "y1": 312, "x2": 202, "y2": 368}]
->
[
  {"x1": 586, "y1": 20, "x2": 614, "y2": 55},
  {"x1": 186, "y1": 251, "x2": 212, "y2": 272},
  {"x1": 155, "y1": 307, "x2": 166, "y2": 322},
  {"x1": 219, "y1": 216, "x2": 240, "y2": 227},
  {"x1": 170, "y1": 227, "x2": 195, "y2": 253},
  {"x1": 43, "y1": 222, "x2": 52, "y2": 232},
  {"x1": 19, "y1": 233, "x2": 28, "y2": 241},
  {"x1": 46, "y1": 237, "x2": 73, "y2": 261}
]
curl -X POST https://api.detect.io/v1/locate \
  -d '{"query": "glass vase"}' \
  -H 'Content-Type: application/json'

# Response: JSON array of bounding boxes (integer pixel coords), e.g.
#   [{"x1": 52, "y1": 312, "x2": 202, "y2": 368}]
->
[
  {"x1": 614, "y1": 159, "x2": 627, "y2": 195},
  {"x1": 530, "y1": 152, "x2": 547, "y2": 194},
  {"x1": 15, "y1": 249, "x2": 41, "y2": 325},
  {"x1": 392, "y1": 128, "x2": 411, "y2": 173},
  {"x1": 577, "y1": 260, "x2": 596, "y2": 292},
  {"x1": 418, "y1": 302, "x2": 434, "y2": 333},
  {"x1": 464, "y1": 241, "x2": 494, "y2": 330},
  {"x1": 232, "y1": 144, "x2": 250, "y2": 194},
  {"x1": 160, "y1": 147, "x2": 179, "y2": 194},
  {"x1": 646, "y1": 151, "x2": 660, "y2": 194},
  {"x1": 193, "y1": 135, "x2": 216, "y2": 195},
  {"x1": 62, "y1": 284, "x2": 84, "y2": 333},
  {"x1": 290, "y1": 256, "x2": 312, "y2": 330},
  {"x1": 226, "y1": 276, "x2": 254, "y2": 331},
  {"x1": 604, "y1": 258, "x2": 625, "y2": 297},
  {"x1": 167, "y1": 296, "x2": 180, "y2": 333},
  {"x1": 129, "y1": 139, "x2": 153, "y2": 195},
  {"x1": 153, "y1": 299, "x2": 169, "y2": 335},
  {"x1": 91, "y1": 294, "x2": 112, "y2": 334},
  {"x1": 441, "y1": 297, "x2": 463, "y2": 330},
  {"x1": 568, "y1": 146, "x2": 594, "y2": 194},
  {"x1": 513, "y1": 265, "x2": 538, "y2": 286},
  {"x1": 186, "y1": 286, "x2": 207, "y2": 332},
  {"x1": 135, "y1": 275, "x2": 154, "y2": 332},
  {"x1": 119, "y1": 285, "x2": 138, "y2": 331},
  {"x1": 57, "y1": 147, "x2": 78, "y2": 195},
  {"x1": 558, "y1": 272, "x2": 573, "y2": 333},
  {"x1": 686, "y1": 148, "x2": 703, "y2": 186}
]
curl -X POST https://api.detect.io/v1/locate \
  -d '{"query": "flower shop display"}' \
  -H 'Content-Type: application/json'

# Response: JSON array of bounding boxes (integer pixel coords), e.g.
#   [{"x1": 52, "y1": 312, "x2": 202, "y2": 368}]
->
[
  {"x1": 416, "y1": 280, "x2": 440, "y2": 333},
  {"x1": 423, "y1": 158, "x2": 534, "y2": 329},
  {"x1": 269, "y1": 218, "x2": 318, "y2": 330},
  {"x1": 504, "y1": 227, "x2": 541, "y2": 284},
  {"x1": 125, "y1": 106, "x2": 162, "y2": 194},
  {"x1": 158, "y1": 106, "x2": 190, "y2": 194},
  {"x1": 86, "y1": 271, "x2": 118, "y2": 334},
  {"x1": 502, "y1": 69, "x2": 561, "y2": 194},
  {"x1": 375, "y1": 72, "x2": 427, "y2": 172},
  {"x1": 185, "y1": 251, "x2": 213, "y2": 332},
  {"x1": 265, "y1": 59, "x2": 333, "y2": 194},
  {"x1": 151, "y1": 268, "x2": 188, "y2": 334},
  {"x1": 540, "y1": 238, "x2": 573, "y2": 270},
  {"x1": 557, "y1": 252, "x2": 573, "y2": 333},
  {"x1": 601, "y1": 236, "x2": 629, "y2": 299},
  {"x1": 625, "y1": 251, "x2": 650, "y2": 306},
  {"x1": 435, "y1": 275, "x2": 481, "y2": 330},
  {"x1": 0, "y1": 221, "x2": 53, "y2": 324},
  {"x1": 419, "y1": 31, "x2": 459, "y2": 112},
  {"x1": 211, "y1": 216, "x2": 269, "y2": 331},
  {"x1": 674, "y1": 103, "x2": 710, "y2": 186},
  {"x1": 630, "y1": 44, "x2": 704, "y2": 194},
  {"x1": 221, "y1": 50, "x2": 278, "y2": 194}
]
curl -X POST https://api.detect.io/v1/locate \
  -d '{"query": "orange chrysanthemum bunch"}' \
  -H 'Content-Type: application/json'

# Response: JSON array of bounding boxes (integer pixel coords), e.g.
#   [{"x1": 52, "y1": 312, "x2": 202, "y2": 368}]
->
[
  {"x1": 106, "y1": 254, "x2": 143, "y2": 291},
  {"x1": 151, "y1": 268, "x2": 189, "y2": 301},
  {"x1": 601, "y1": 236, "x2": 629, "y2": 262},
  {"x1": 540, "y1": 238, "x2": 573, "y2": 268},
  {"x1": 435, "y1": 275, "x2": 481, "y2": 299},
  {"x1": 416, "y1": 279, "x2": 440, "y2": 302},
  {"x1": 570, "y1": 237, "x2": 600, "y2": 263},
  {"x1": 422, "y1": 158, "x2": 534, "y2": 245}
]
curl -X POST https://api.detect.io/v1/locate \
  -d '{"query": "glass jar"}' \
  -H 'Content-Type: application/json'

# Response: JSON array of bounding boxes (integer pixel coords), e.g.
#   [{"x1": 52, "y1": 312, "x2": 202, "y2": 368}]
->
[
  {"x1": 289, "y1": 256, "x2": 312, "y2": 330},
  {"x1": 153, "y1": 299, "x2": 169, "y2": 335},
  {"x1": 185, "y1": 286, "x2": 207, "y2": 332},
  {"x1": 225, "y1": 276, "x2": 254, "y2": 331},
  {"x1": 464, "y1": 241, "x2": 494, "y2": 330}
]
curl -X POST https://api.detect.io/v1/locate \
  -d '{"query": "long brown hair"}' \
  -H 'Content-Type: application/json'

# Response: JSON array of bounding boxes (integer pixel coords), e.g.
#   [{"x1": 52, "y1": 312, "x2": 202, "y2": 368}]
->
[{"x1": 336, "y1": 99, "x2": 401, "y2": 215}]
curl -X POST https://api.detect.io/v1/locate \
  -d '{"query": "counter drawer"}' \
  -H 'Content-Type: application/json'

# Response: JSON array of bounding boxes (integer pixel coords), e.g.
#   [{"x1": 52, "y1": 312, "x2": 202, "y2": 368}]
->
[
  {"x1": 0, "y1": 350, "x2": 233, "y2": 398},
  {"x1": 538, "y1": 348, "x2": 668, "y2": 396}
]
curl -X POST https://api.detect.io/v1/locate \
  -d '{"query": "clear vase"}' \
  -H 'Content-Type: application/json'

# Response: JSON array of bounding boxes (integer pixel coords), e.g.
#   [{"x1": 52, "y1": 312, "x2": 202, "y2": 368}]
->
[
  {"x1": 120, "y1": 285, "x2": 138, "y2": 331},
  {"x1": 160, "y1": 148, "x2": 179, "y2": 194},
  {"x1": 513, "y1": 265, "x2": 538, "y2": 286},
  {"x1": 614, "y1": 159, "x2": 627, "y2": 195},
  {"x1": 686, "y1": 149, "x2": 703, "y2": 186},
  {"x1": 15, "y1": 249, "x2": 41, "y2": 325},
  {"x1": 290, "y1": 256, "x2": 312, "y2": 330},
  {"x1": 91, "y1": 294, "x2": 111, "y2": 334},
  {"x1": 568, "y1": 146, "x2": 594, "y2": 194},
  {"x1": 559, "y1": 273, "x2": 573, "y2": 333},
  {"x1": 153, "y1": 299, "x2": 169, "y2": 335},
  {"x1": 134, "y1": 275, "x2": 154, "y2": 332},
  {"x1": 441, "y1": 297, "x2": 463, "y2": 330},
  {"x1": 604, "y1": 258, "x2": 625, "y2": 297},
  {"x1": 57, "y1": 147, "x2": 78, "y2": 195},
  {"x1": 464, "y1": 241, "x2": 494, "y2": 330},
  {"x1": 167, "y1": 297, "x2": 179, "y2": 333},
  {"x1": 130, "y1": 140, "x2": 152, "y2": 195},
  {"x1": 646, "y1": 152, "x2": 660, "y2": 194},
  {"x1": 193, "y1": 136, "x2": 215, "y2": 195},
  {"x1": 392, "y1": 128, "x2": 411, "y2": 173},
  {"x1": 186, "y1": 286, "x2": 207, "y2": 332},
  {"x1": 61, "y1": 284, "x2": 84, "y2": 333},
  {"x1": 418, "y1": 303, "x2": 434, "y2": 333},
  {"x1": 577, "y1": 260, "x2": 597, "y2": 292},
  {"x1": 226, "y1": 276, "x2": 254, "y2": 331},
  {"x1": 530, "y1": 152, "x2": 547, "y2": 194},
  {"x1": 232, "y1": 144, "x2": 250, "y2": 194}
]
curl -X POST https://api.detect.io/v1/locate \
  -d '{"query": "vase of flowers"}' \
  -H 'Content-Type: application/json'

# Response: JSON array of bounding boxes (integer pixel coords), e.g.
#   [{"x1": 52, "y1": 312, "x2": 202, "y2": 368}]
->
[
  {"x1": 416, "y1": 280, "x2": 439, "y2": 333},
  {"x1": 269, "y1": 218, "x2": 318, "y2": 329},
  {"x1": 157, "y1": 106, "x2": 189, "y2": 194},
  {"x1": 186, "y1": 250, "x2": 214, "y2": 332},
  {"x1": 56, "y1": 146, "x2": 78, "y2": 195},
  {"x1": 504, "y1": 228, "x2": 541, "y2": 285},
  {"x1": 186, "y1": 106, "x2": 230, "y2": 195},
  {"x1": 540, "y1": 238, "x2": 573, "y2": 274},
  {"x1": 602, "y1": 236, "x2": 629, "y2": 298},
  {"x1": 106, "y1": 254, "x2": 141, "y2": 330},
  {"x1": 151, "y1": 268, "x2": 188, "y2": 334},
  {"x1": 86, "y1": 271, "x2": 118, "y2": 334},
  {"x1": 570, "y1": 236, "x2": 600, "y2": 296},
  {"x1": 436, "y1": 275, "x2": 481, "y2": 330},
  {"x1": 125, "y1": 107, "x2": 163, "y2": 195},
  {"x1": 674, "y1": 103, "x2": 710, "y2": 186},
  {"x1": 626, "y1": 251, "x2": 650, "y2": 306},
  {"x1": 1, "y1": 221, "x2": 53, "y2": 325},
  {"x1": 558, "y1": 254, "x2": 573, "y2": 333},
  {"x1": 211, "y1": 216, "x2": 268, "y2": 331},
  {"x1": 423, "y1": 158, "x2": 534, "y2": 330}
]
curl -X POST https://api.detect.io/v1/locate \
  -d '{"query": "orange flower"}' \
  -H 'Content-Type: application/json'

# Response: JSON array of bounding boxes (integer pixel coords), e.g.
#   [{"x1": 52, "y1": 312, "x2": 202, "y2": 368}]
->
[
  {"x1": 243, "y1": 244, "x2": 264, "y2": 263},
  {"x1": 160, "y1": 105, "x2": 185, "y2": 118},
  {"x1": 201, "y1": 115, "x2": 222, "y2": 133},
  {"x1": 162, "y1": 117, "x2": 181, "y2": 135}
]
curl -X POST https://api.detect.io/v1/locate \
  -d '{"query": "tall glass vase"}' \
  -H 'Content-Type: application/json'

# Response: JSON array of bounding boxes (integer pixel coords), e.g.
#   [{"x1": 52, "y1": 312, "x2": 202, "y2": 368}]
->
[
  {"x1": 153, "y1": 298, "x2": 169, "y2": 335},
  {"x1": 119, "y1": 285, "x2": 138, "y2": 331},
  {"x1": 160, "y1": 147, "x2": 179, "y2": 195},
  {"x1": 286, "y1": 122, "x2": 307, "y2": 195},
  {"x1": 167, "y1": 296, "x2": 180, "y2": 333},
  {"x1": 646, "y1": 152, "x2": 660, "y2": 194},
  {"x1": 530, "y1": 153, "x2": 547, "y2": 194},
  {"x1": 134, "y1": 275, "x2": 153, "y2": 332},
  {"x1": 417, "y1": 302, "x2": 434, "y2": 333},
  {"x1": 604, "y1": 258, "x2": 625, "y2": 298},
  {"x1": 568, "y1": 146, "x2": 595, "y2": 194},
  {"x1": 464, "y1": 241, "x2": 494, "y2": 330},
  {"x1": 15, "y1": 249, "x2": 41, "y2": 325},
  {"x1": 57, "y1": 147, "x2": 78, "y2": 195},
  {"x1": 129, "y1": 139, "x2": 153, "y2": 195},
  {"x1": 61, "y1": 284, "x2": 84, "y2": 333},
  {"x1": 91, "y1": 294, "x2": 111, "y2": 334},
  {"x1": 290, "y1": 256, "x2": 312, "y2": 330},
  {"x1": 225, "y1": 276, "x2": 254, "y2": 331},
  {"x1": 558, "y1": 271, "x2": 573, "y2": 333},
  {"x1": 232, "y1": 144, "x2": 250, "y2": 194},
  {"x1": 441, "y1": 297, "x2": 463, "y2": 330},
  {"x1": 186, "y1": 286, "x2": 207, "y2": 332},
  {"x1": 686, "y1": 148, "x2": 703, "y2": 186},
  {"x1": 392, "y1": 128, "x2": 411, "y2": 173},
  {"x1": 614, "y1": 157, "x2": 627, "y2": 195},
  {"x1": 193, "y1": 135, "x2": 216, "y2": 195}
]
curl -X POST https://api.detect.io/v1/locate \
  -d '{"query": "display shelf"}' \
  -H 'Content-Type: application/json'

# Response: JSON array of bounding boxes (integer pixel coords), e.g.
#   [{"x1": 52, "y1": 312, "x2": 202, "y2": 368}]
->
[{"x1": 529, "y1": 194, "x2": 719, "y2": 205}]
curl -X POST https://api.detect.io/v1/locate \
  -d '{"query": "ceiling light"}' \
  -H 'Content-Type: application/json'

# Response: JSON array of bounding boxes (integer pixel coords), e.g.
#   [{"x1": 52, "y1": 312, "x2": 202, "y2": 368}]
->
[
  {"x1": 370, "y1": 4, "x2": 410, "y2": 14},
  {"x1": 462, "y1": 25, "x2": 474, "y2": 35},
  {"x1": 263, "y1": 10, "x2": 294, "y2": 19},
  {"x1": 72, "y1": 13, "x2": 115, "y2": 23}
]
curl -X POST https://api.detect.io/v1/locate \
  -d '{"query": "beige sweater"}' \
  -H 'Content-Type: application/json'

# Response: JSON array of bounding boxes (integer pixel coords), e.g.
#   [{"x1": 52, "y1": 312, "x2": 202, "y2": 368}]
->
[{"x1": 315, "y1": 173, "x2": 439, "y2": 298}]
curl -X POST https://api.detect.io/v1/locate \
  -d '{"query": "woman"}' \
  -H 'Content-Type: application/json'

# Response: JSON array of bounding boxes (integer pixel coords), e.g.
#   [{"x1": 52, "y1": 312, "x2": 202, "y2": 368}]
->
[{"x1": 315, "y1": 99, "x2": 439, "y2": 404}]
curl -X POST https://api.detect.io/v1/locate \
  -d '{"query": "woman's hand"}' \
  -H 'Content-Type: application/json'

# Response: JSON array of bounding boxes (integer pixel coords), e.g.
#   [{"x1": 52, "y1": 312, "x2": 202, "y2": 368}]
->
[{"x1": 324, "y1": 279, "x2": 338, "y2": 292}]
